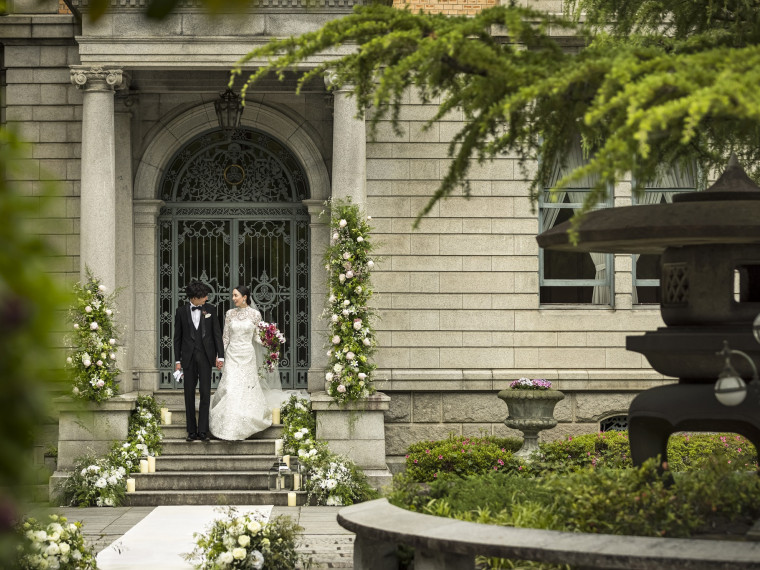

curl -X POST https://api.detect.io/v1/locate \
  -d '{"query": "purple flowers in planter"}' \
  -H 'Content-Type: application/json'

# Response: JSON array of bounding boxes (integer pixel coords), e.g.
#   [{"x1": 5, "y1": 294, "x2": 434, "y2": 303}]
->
[{"x1": 510, "y1": 377, "x2": 552, "y2": 390}]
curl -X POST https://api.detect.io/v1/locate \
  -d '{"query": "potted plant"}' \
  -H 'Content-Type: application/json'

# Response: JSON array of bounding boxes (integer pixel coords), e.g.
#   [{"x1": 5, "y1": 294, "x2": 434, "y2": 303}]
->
[{"x1": 497, "y1": 378, "x2": 564, "y2": 459}]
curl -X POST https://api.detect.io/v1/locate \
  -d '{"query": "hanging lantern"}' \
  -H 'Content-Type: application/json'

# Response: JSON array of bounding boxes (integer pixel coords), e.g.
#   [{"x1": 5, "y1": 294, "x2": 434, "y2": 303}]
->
[{"x1": 214, "y1": 87, "x2": 243, "y2": 133}]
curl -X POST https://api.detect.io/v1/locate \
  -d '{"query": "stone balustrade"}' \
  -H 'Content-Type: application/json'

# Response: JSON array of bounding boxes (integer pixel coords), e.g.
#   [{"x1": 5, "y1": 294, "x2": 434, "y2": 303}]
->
[{"x1": 337, "y1": 498, "x2": 760, "y2": 570}]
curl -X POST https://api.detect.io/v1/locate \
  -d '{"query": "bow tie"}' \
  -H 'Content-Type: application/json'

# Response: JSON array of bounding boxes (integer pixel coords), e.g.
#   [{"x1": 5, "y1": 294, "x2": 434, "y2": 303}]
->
[{"x1": 192, "y1": 306, "x2": 202, "y2": 311}]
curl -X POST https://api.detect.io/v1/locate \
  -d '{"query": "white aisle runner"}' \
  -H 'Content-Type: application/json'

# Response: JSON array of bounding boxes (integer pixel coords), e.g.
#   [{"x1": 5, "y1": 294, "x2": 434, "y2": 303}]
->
[{"x1": 97, "y1": 505, "x2": 273, "y2": 570}]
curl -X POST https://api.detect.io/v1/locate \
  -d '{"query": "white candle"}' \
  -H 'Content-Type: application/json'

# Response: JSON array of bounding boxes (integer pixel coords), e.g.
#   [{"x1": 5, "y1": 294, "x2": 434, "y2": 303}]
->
[
  {"x1": 139, "y1": 459, "x2": 148, "y2": 474},
  {"x1": 282, "y1": 454, "x2": 290, "y2": 468},
  {"x1": 126, "y1": 478, "x2": 135, "y2": 493},
  {"x1": 147, "y1": 456, "x2": 156, "y2": 473},
  {"x1": 287, "y1": 492, "x2": 297, "y2": 507},
  {"x1": 165, "y1": 411, "x2": 172, "y2": 425},
  {"x1": 272, "y1": 407, "x2": 281, "y2": 424},
  {"x1": 293, "y1": 473, "x2": 301, "y2": 491},
  {"x1": 274, "y1": 439, "x2": 284, "y2": 455},
  {"x1": 160, "y1": 407, "x2": 168, "y2": 423}
]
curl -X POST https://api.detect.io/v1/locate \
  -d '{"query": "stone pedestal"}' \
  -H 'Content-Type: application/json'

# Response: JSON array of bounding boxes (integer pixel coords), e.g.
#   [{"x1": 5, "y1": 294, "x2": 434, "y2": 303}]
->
[
  {"x1": 50, "y1": 393, "x2": 137, "y2": 504},
  {"x1": 312, "y1": 391, "x2": 392, "y2": 489},
  {"x1": 497, "y1": 389, "x2": 565, "y2": 459}
]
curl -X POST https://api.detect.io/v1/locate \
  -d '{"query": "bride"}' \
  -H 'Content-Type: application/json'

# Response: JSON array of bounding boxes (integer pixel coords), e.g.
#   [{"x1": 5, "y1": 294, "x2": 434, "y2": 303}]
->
[{"x1": 209, "y1": 285, "x2": 283, "y2": 441}]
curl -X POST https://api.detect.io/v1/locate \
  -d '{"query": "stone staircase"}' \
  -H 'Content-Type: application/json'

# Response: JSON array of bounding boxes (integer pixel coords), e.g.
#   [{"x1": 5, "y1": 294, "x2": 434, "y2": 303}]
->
[{"x1": 126, "y1": 392, "x2": 307, "y2": 507}]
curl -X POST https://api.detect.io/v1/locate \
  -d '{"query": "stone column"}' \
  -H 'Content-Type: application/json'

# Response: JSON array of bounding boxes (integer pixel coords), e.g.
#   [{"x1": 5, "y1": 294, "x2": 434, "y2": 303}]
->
[
  {"x1": 70, "y1": 66, "x2": 127, "y2": 292},
  {"x1": 304, "y1": 199, "x2": 331, "y2": 393},
  {"x1": 133, "y1": 199, "x2": 164, "y2": 392},
  {"x1": 326, "y1": 73, "x2": 367, "y2": 208},
  {"x1": 114, "y1": 95, "x2": 136, "y2": 391}
]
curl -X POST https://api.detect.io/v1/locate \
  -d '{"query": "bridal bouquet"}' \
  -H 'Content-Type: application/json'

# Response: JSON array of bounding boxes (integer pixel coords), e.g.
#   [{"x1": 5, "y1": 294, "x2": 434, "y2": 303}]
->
[
  {"x1": 16, "y1": 514, "x2": 97, "y2": 569},
  {"x1": 184, "y1": 508, "x2": 304, "y2": 569},
  {"x1": 255, "y1": 322, "x2": 285, "y2": 372}
]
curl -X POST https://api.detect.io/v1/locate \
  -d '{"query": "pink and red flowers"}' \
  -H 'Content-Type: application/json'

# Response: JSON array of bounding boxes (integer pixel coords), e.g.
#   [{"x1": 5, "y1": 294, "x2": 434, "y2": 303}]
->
[{"x1": 256, "y1": 321, "x2": 286, "y2": 371}]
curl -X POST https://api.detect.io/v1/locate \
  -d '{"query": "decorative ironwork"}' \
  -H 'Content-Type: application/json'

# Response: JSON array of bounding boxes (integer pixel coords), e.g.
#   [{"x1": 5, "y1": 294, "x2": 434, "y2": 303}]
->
[
  {"x1": 600, "y1": 415, "x2": 629, "y2": 432},
  {"x1": 160, "y1": 129, "x2": 309, "y2": 204},
  {"x1": 662, "y1": 263, "x2": 689, "y2": 305},
  {"x1": 157, "y1": 127, "x2": 310, "y2": 390}
]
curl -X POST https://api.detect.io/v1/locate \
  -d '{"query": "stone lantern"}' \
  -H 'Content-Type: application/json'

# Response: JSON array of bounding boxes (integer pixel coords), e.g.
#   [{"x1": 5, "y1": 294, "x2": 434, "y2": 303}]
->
[{"x1": 537, "y1": 156, "x2": 760, "y2": 468}]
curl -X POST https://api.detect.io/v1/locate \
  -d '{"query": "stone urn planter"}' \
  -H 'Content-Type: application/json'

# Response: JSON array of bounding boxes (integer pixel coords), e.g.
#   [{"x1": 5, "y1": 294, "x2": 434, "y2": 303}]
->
[{"x1": 497, "y1": 389, "x2": 565, "y2": 459}]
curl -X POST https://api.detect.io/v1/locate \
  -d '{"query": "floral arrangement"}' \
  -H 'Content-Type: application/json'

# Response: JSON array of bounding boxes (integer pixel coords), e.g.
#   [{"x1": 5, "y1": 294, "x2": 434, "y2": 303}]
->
[
  {"x1": 281, "y1": 394, "x2": 319, "y2": 459},
  {"x1": 184, "y1": 508, "x2": 305, "y2": 569},
  {"x1": 60, "y1": 395, "x2": 164, "y2": 505},
  {"x1": 255, "y1": 321, "x2": 285, "y2": 372},
  {"x1": 280, "y1": 395, "x2": 378, "y2": 506},
  {"x1": 16, "y1": 514, "x2": 97, "y2": 569},
  {"x1": 323, "y1": 199, "x2": 377, "y2": 404},
  {"x1": 107, "y1": 394, "x2": 163, "y2": 473},
  {"x1": 510, "y1": 377, "x2": 552, "y2": 390},
  {"x1": 66, "y1": 269, "x2": 121, "y2": 402},
  {"x1": 58, "y1": 455, "x2": 127, "y2": 507}
]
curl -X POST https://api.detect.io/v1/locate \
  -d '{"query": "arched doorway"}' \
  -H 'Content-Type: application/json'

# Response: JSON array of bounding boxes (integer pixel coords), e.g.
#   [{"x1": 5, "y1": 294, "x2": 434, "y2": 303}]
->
[{"x1": 156, "y1": 127, "x2": 310, "y2": 390}]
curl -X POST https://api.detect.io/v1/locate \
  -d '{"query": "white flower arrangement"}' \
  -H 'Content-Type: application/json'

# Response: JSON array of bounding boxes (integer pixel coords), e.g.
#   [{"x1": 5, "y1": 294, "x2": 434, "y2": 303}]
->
[
  {"x1": 16, "y1": 514, "x2": 97, "y2": 569},
  {"x1": 184, "y1": 508, "x2": 304, "y2": 569},
  {"x1": 322, "y1": 199, "x2": 377, "y2": 404},
  {"x1": 67, "y1": 269, "x2": 121, "y2": 403}
]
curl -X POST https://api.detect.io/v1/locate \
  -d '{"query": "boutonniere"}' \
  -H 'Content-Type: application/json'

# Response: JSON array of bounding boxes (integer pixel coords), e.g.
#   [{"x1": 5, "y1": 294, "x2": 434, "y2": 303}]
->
[{"x1": 203, "y1": 312, "x2": 211, "y2": 318}]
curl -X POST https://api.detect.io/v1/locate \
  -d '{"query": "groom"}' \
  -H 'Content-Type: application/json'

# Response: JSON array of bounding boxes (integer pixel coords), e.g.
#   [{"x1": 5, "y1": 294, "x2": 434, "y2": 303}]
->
[{"x1": 173, "y1": 281, "x2": 224, "y2": 442}]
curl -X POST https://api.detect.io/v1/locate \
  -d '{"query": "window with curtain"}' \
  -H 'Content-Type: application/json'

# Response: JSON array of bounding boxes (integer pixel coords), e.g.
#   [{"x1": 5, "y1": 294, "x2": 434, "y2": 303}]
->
[
  {"x1": 539, "y1": 141, "x2": 614, "y2": 305},
  {"x1": 632, "y1": 166, "x2": 699, "y2": 304}
]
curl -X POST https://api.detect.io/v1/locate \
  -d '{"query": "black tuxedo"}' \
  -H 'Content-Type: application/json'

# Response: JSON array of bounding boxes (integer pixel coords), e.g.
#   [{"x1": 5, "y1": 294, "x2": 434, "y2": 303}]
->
[{"x1": 173, "y1": 303, "x2": 224, "y2": 435}]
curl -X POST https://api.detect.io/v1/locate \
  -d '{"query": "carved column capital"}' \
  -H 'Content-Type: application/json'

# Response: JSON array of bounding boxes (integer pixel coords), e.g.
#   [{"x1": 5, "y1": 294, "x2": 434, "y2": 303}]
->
[
  {"x1": 70, "y1": 66, "x2": 129, "y2": 92},
  {"x1": 324, "y1": 69, "x2": 354, "y2": 93}
]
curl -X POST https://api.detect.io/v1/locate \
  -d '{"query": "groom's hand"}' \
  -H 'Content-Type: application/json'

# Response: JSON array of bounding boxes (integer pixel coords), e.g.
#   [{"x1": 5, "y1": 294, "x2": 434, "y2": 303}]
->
[
  {"x1": 215, "y1": 358, "x2": 223, "y2": 370},
  {"x1": 175, "y1": 363, "x2": 181, "y2": 372}
]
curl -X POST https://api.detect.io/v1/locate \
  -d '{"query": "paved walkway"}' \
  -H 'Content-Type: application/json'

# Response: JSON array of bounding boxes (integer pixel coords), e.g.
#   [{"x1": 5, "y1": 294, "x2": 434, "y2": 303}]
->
[{"x1": 45, "y1": 506, "x2": 354, "y2": 569}]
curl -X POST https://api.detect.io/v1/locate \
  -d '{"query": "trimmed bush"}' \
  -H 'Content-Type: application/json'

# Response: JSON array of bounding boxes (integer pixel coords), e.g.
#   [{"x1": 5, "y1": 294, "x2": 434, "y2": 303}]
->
[{"x1": 404, "y1": 435, "x2": 524, "y2": 482}]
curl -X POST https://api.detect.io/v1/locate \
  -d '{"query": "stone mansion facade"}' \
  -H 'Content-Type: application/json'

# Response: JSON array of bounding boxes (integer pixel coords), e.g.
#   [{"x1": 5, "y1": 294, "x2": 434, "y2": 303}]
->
[{"x1": 4, "y1": 0, "x2": 681, "y2": 469}]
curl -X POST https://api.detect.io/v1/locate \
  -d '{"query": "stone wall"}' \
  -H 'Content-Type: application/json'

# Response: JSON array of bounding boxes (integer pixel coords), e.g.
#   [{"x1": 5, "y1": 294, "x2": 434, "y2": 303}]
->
[{"x1": 365, "y1": 90, "x2": 674, "y2": 461}]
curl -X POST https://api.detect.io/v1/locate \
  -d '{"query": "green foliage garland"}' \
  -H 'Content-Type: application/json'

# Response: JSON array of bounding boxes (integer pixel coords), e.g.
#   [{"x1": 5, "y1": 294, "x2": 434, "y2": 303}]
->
[
  {"x1": 60, "y1": 395, "x2": 164, "y2": 506},
  {"x1": 66, "y1": 269, "x2": 121, "y2": 402},
  {"x1": 323, "y1": 199, "x2": 377, "y2": 404},
  {"x1": 235, "y1": 1, "x2": 760, "y2": 228},
  {"x1": 281, "y1": 395, "x2": 378, "y2": 506}
]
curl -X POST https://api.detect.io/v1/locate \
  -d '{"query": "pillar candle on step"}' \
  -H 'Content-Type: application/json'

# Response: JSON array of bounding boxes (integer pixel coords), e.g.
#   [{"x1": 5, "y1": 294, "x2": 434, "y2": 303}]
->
[
  {"x1": 272, "y1": 407, "x2": 281, "y2": 424},
  {"x1": 165, "y1": 411, "x2": 172, "y2": 425},
  {"x1": 126, "y1": 478, "x2": 135, "y2": 493},
  {"x1": 147, "y1": 456, "x2": 156, "y2": 473},
  {"x1": 287, "y1": 492, "x2": 297, "y2": 507},
  {"x1": 139, "y1": 459, "x2": 148, "y2": 474},
  {"x1": 160, "y1": 407, "x2": 168, "y2": 424},
  {"x1": 282, "y1": 454, "x2": 290, "y2": 468},
  {"x1": 293, "y1": 473, "x2": 301, "y2": 491},
  {"x1": 274, "y1": 439, "x2": 283, "y2": 455}
]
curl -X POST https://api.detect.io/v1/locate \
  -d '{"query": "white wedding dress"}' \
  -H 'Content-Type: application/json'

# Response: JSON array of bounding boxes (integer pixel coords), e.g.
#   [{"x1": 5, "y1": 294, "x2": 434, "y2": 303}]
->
[{"x1": 209, "y1": 305, "x2": 282, "y2": 441}]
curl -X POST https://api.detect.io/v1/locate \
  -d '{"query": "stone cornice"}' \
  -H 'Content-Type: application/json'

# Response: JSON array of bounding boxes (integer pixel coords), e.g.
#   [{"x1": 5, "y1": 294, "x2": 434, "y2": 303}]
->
[
  {"x1": 70, "y1": 65, "x2": 129, "y2": 91},
  {"x1": 69, "y1": 0, "x2": 363, "y2": 10}
]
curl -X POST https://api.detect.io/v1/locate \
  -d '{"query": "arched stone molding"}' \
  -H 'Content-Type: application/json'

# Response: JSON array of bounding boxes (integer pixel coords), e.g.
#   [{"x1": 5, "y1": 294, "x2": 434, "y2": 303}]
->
[
  {"x1": 132, "y1": 101, "x2": 331, "y2": 393},
  {"x1": 134, "y1": 101, "x2": 331, "y2": 202}
]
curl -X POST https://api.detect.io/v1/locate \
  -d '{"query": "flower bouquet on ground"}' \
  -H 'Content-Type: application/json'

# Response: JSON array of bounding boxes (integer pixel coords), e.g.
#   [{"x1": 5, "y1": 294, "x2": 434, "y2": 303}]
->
[
  {"x1": 510, "y1": 377, "x2": 552, "y2": 390},
  {"x1": 255, "y1": 321, "x2": 285, "y2": 372},
  {"x1": 184, "y1": 507, "x2": 306, "y2": 570},
  {"x1": 58, "y1": 455, "x2": 127, "y2": 507},
  {"x1": 16, "y1": 514, "x2": 97, "y2": 569}
]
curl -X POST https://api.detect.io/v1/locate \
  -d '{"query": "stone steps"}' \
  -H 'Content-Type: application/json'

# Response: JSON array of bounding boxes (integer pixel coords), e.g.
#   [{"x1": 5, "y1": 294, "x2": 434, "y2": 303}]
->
[
  {"x1": 124, "y1": 490, "x2": 308, "y2": 507},
  {"x1": 161, "y1": 438, "x2": 275, "y2": 456},
  {"x1": 160, "y1": 424, "x2": 284, "y2": 440},
  {"x1": 156, "y1": 454, "x2": 276, "y2": 471},
  {"x1": 132, "y1": 471, "x2": 270, "y2": 491}
]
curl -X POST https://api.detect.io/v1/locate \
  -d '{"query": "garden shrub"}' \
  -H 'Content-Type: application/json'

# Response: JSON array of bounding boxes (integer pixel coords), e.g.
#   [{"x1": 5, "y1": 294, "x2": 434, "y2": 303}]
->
[
  {"x1": 535, "y1": 431, "x2": 757, "y2": 473},
  {"x1": 404, "y1": 435, "x2": 524, "y2": 481}
]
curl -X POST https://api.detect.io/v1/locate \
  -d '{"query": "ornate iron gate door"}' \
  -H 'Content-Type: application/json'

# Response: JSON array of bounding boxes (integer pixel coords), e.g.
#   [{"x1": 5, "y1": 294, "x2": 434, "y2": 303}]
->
[{"x1": 156, "y1": 127, "x2": 310, "y2": 390}]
